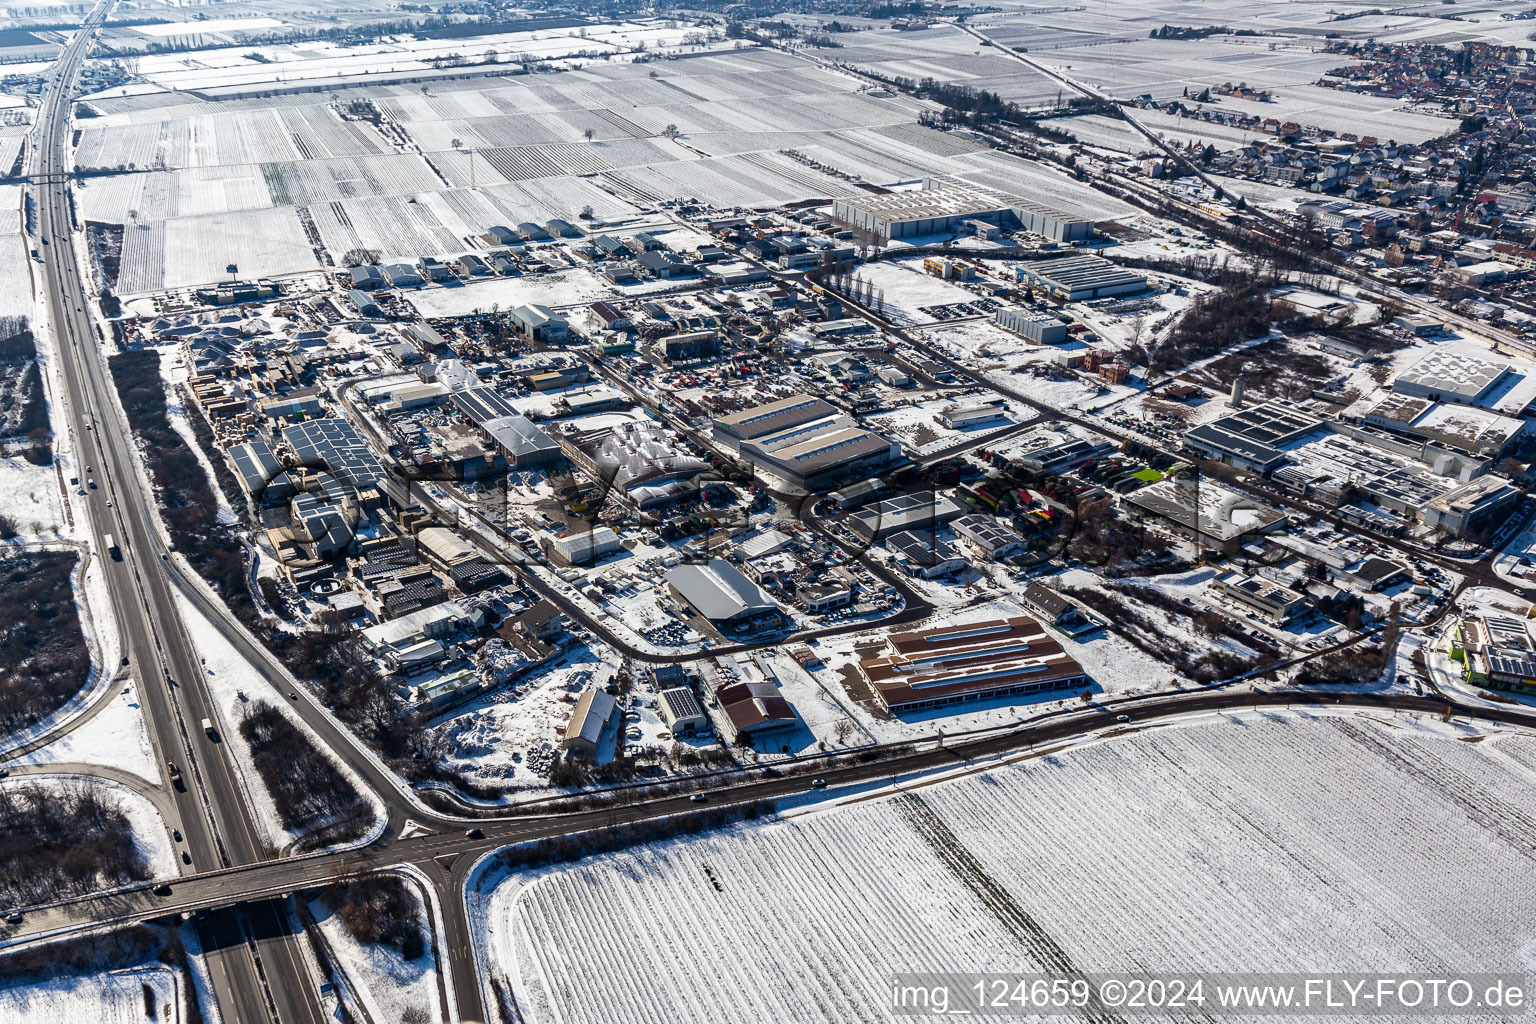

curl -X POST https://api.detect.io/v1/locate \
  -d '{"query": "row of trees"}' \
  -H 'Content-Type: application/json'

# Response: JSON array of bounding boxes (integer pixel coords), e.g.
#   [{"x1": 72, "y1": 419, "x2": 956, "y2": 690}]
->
[{"x1": 108, "y1": 351, "x2": 256, "y2": 623}]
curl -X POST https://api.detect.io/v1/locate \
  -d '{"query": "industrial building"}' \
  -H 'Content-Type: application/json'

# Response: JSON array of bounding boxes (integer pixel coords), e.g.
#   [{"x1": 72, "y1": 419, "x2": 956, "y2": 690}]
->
[
  {"x1": 1016, "y1": 256, "x2": 1148, "y2": 302},
  {"x1": 713, "y1": 393, "x2": 900, "y2": 491},
  {"x1": 940, "y1": 402, "x2": 1010, "y2": 430},
  {"x1": 885, "y1": 530, "x2": 967, "y2": 578},
  {"x1": 574, "y1": 419, "x2": 710, "y2": 508},
  {"x1": 1182, "y1": 403, "x2": 1323, "y2": 474},
  {"x1": 714, "y1": 678, "x2": 799, "y2": 744},
  {"x1": 509, "y1": 304, "x2": 570, "y2": 344},
  {"x1": 1392, "y1": 350, "x2": 1509, "y2": 405},
  {"x1": 1020, "y1": 584, "x2": 1098, "y2": 637},
  {"x1": 1210, "y1": 570, "x2": 1308, "y2": 625},
  {"x1": 550, "y1": 526, "x2": 622, "y2": 565},
  {"x1": 1351, "y1": 393, "x2": 1524, "y2": 458},
  {"x1": 830, "y1": 182, "x2": 1093, "y2": 242},
  {"x1": 380, "y1": 263, "x2": 423, "y2": 288},
  {"x1": 858, "y1": 615, "x2": 1088, "y2": 713},
  {"x1": 951, "y1": 514, "x2": 1025, "y2": 560},
  {"x1": 281, "y1": 418, "x2": 386, "y2": 492},
  {"x1": 1421, "y1": 475, "x2": 1521, "y2": 537},
  {"x1": 849, "y1": 491, "x2": 968, "y2": 544},
  {"x1": 227, "y1": 440, "x2": 296, "y2": 504},
  {"x1": 562, "y1": 688, "x2": 617, "y2": 755},
  {"x1": 995, "y1": 309, "x2": 1068, "y2": 343},
  {"x1": 667, "y1": 559, "x2": 780, "y2": 628},
  {"x1": 1125, "y1": 477, "x2": 1289, "y2": 546},
  {"x1": 657, "y1": 687, "x2": 709, "y2": 735}
]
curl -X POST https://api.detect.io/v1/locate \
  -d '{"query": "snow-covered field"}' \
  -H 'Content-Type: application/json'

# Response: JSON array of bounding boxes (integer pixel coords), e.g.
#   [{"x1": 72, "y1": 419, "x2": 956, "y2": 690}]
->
[
  {"x1": 481, "y1": 709, "x2": 1536, "y2": 1023},
  {"x1": 0, "y1": 966, "x2": 182, "y2": 1024}
]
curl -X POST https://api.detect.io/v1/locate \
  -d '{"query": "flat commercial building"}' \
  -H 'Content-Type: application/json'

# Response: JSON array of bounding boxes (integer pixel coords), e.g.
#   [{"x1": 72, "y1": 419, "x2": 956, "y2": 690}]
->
[
  {"x1": 1454, "y1": 615, "x2": 1536, "y2": 694},
  {"x1": 1422, "y1": 475, "x2": 1520, "y2": 537},
  {"x1": 941, "y1": 403, "x2": 1010, "y2": 430},
  {"x1": 951, "y1": 514, "x2": 1024, "y2": 560},
  {"x1": 281, "y1": 418, "x2": 386, "y2": 491},
  {"x1": 1392, "y1": 350, "x2": 1509, "y2": 405},
  {"x1": 1126, "y1": 477, "x2": 1289, "y2": 545},
  {"x1": 1182, "y1": 402, "x2": 1323, "y2": 474},
  {"x1": 1354, "y1": 393, "x2": 1524, "y2": 458},
  {"x1": 886, "y1": 530, "x2": 967, "y2": 578},
  {"x1": 849, "y1": 491, "x2": 967, "y2": 544},
  {"x1": 1016, "y1": 256, "x2": 1146, "y2": 301},
  {"x1": 714, "y1": 394, "x2": 841, "y2": 450},
  {"x1": 1211, "y1": 570, "x2": 1307, "y2": 625},
  {"x1": 713, "y1": 393, "x2": 900, "y2": 491},
  {"x1": 831, "y1": 183, "x2": 1092, "y2": 243},
  {"x1": 859, "y1": 615, "x2": 1087, "y2": 713},
  {"x1": 995, "y1": 308, "x2": 1068, "y2": 343},
  {"x1": 550, "y1": 526, "x2": 621, "y2": 565},
  {"x1": 1286, "y1": 432, "x2": 1460, "y2": 518}
]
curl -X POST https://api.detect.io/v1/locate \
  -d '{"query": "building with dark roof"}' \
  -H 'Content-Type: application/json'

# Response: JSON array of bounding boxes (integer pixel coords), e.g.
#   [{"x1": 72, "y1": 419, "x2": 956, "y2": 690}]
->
[
  {"x1": 1016, "y1": 256, "x2": 1147, "y2": 301},
  {"x1": 1182, "y1": 402, "x2": 1322, "y2": 475},
  {"x1": 281, "y1": 418, "x2": 385, "y2": 492},
  {"x1": 657, "y1": 687, "x2": 708, "y2": 735},
  {"x1": 715, "y1": 679, "x2": 798, "y2": 743},
  {"x1": 885, "y1": 530, "x2": 966, "y2": 578},
  {"x1": 849, "y1": 491, "x2": 967, "y2": 544},
  {"x1": 1211, "y1": 570, "x2": 1307, "y2": 625},
  {"x1": 951, "y1": 514, "x2": 1024, "y2": 560}
]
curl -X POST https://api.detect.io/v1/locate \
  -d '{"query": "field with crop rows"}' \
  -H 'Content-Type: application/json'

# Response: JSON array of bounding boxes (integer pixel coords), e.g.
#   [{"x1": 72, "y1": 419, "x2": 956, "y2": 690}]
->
[
  {"x1": 487, "y1": 712, "x2": 1536, "y2": 1024},
  {"x1": 76, "y1": 101, "x2": 388, "y2": 170},
  {"x1": 953, "y1": 150, "x2": 1138, "y2": 220},
  {"x1": 308, "y1": 194, "x2": 472, "y2": 265},
  {"x1": 602, "y1": 151, "x2": 856, "y2": 209}
]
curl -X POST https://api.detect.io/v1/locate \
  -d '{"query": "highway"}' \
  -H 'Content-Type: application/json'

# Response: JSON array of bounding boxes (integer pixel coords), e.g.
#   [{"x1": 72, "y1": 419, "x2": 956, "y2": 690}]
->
[
  {"x1": 11, "y1": 684, "x2": 1536, "y2": 1005},
  {"x1": 26, "y1": 7, "x2": 325, "y2": 1023},
  {"x1": 11, "y1": 16, "x2": 1536, "y2": 1024}
]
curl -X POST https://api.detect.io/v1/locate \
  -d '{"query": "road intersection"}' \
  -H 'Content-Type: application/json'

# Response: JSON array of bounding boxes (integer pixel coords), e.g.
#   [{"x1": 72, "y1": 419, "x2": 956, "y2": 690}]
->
[{"x1": 11, "y1": 11, "x2": 1536, "y2": 1024}]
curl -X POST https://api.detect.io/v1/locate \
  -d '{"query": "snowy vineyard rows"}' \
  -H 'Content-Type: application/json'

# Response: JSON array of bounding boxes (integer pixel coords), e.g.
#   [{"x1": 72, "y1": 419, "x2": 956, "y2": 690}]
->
[{"x1": 490, "y1": 712, "x2": 1536, "y2": 1024}]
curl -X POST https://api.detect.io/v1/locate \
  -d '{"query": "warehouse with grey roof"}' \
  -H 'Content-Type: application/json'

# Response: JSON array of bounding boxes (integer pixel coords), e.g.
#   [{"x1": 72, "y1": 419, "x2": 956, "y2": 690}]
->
[{"x1": 831, "y1": 182, "x2": 1093, "y2": 243}]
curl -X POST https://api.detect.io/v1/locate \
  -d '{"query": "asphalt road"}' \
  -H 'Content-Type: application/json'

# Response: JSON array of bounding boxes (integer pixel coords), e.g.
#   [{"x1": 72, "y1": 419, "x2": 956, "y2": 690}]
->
[
  {"x1": 9, "y1": 684, "x2": 1536, "y2": 1002},
  {"x1": 27, "y1": 10, "x2": 323, "y2": 1023},
  {"x1": 15, "y1": 20, "x2": 1535, "y2": 1024}
]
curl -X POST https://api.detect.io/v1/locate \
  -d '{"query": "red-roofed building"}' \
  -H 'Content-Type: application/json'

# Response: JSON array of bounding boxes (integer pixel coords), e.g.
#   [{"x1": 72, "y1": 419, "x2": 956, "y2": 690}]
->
[{"x1": 859, "y1": 615, "x2": 1087, "y2": 713}]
